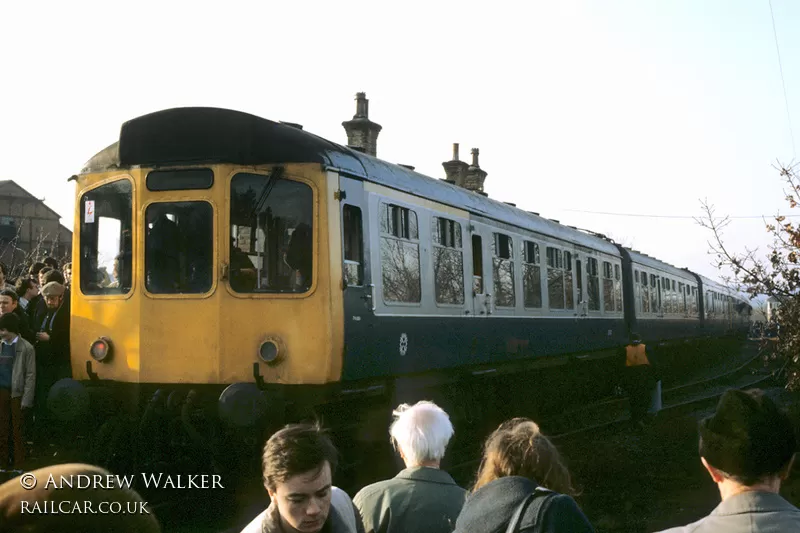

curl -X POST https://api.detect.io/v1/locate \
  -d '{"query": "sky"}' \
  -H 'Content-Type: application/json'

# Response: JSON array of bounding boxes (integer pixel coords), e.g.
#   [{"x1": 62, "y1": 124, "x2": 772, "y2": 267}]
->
[{"x1": 1, "y1": 0, "x2": 798, "y2": 284}]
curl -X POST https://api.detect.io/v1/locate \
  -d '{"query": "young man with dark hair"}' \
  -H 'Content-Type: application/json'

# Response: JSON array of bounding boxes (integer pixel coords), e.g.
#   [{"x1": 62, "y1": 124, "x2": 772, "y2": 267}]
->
[
  {"x1": 656, "y1": 388, "x2": 800, "y2": 532},
  {"x1": 240, "y1": 423, "x2": 364, "y2": 533},
  {"x1": 37, "y1": 266, "x2": 52, "y2": 287},
  {"x1": 15, "y1": 278, "x2": 38, "y2": 313},
  {"x1": 27, "y1": 262, "x2": 45, "y2": 279},
  {"x1": 43, "y1": 257, "x2": 58, "y2": 271},
  {"x1": 26, "y1": 263, "x2": 45, "y2": 323}
]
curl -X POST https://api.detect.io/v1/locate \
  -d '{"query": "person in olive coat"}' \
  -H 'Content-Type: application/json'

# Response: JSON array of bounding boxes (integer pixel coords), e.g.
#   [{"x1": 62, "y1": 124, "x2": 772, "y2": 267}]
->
[{"x1": 354, "y1": 401, "x2": 466, "y2": 533}]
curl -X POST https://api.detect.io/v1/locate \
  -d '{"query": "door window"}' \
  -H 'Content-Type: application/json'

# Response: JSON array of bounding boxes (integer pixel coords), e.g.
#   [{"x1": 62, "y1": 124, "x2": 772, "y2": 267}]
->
[
  {"x1": 343, "y1": 205, "x2": 363, "y2": 287},
  {"x1": 145, "y1": 201, "x2": 213, "y2": 294}
]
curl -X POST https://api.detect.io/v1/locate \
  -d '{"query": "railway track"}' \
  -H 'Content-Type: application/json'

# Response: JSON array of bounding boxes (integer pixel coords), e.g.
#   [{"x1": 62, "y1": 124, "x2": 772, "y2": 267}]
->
[
  {"x1": 545, "y1": 344, "x2": 774, "y2": 440},
  {"x1": 447, "y1": 341, "x2": 777, "y2": 482}
]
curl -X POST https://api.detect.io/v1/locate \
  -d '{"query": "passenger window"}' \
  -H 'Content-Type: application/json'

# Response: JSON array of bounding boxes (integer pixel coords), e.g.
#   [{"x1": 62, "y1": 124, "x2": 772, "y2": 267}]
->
[
  {"x1": 586, "y1": 257, "x2": 599, "y2": 311},
  {"x1": 145, "y1": 201, "x2": 213, "y2": 294},
  {"x1": 230, "y1": 173, "x2": 314, "y2": 293},
  {"x1": 380, "y1": 203, "x2": 420, "y2": 303},
  {"x1": 382, "y1": 204, "x2": 418, "y2": 240},
  {"x1": 602, "y1": 261, "x2": 614, "y2": 312},
  {"x1": 343, "y1": 205, "x2": 363, "y2": 287},
  {"x1": 432, "y1": 216, "x2": 464, "y2": 305},
  {"x1": 492, "y1": 233, "x2": 515, "y2": 307},
  {"x1": 522, "y1": 241, "x2": 542, "y2": 308},
  {"x1": 614, "y1": 264, "x2": 622, "y2": 312},
  {"x1": 546, "y1": 247, "x2": 572, "y2": 310},
  {"x1": 80, "y1": 179, "x2": 133, "y2": 295}
]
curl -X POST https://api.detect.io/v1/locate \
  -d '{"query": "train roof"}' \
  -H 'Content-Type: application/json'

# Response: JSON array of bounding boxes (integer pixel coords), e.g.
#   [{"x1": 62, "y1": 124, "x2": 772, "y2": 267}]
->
[
  {"x1": 695, "y1": 272, "x2": 751, "y2": 304},
  {"x1": 82, "y1": 107, "x2": 620, "y2": 256},
  {"x1": 625, "y1": 249, "x2": 697, "y2": 281}
]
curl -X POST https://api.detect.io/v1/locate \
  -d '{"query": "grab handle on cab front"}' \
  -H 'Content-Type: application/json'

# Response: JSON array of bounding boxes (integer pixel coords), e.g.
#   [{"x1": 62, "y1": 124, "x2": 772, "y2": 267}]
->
[{"x1": 362, "y1": 284, "x2": 376, "y2": 312}]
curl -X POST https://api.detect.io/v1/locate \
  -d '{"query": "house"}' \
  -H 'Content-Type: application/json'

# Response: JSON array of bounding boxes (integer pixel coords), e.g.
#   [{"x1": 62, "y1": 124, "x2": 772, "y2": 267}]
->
[{"x1": 0, "y1": 180, "x2": 72, "y2": 275}]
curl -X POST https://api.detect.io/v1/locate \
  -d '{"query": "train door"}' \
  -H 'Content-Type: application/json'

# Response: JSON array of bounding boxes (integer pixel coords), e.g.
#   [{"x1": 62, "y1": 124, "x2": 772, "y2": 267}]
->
[
  {"x1": 338, "y1": 175, "x2": 372, "y2": 312},
  {"x1": 575, "y1": 256, "x2": 586, "y2": 317},
  {"x1": 657, "y1": 277, "x2": 664, "y2": 317},
  {"x1": 470, "y1": 227, "x2": 491, "y2": 316}
]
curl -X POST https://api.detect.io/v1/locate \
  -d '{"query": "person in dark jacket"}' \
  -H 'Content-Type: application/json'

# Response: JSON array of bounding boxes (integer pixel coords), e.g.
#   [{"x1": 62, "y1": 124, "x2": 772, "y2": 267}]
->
[
  {"x1": 619, "y1": 332, "x2": 655, "y2": 427},
  {"x1": 453, "y1": 418, "x2": 594, "y2": 533},
  {"x1": 32, "y1": 281, "x2": 70, "y2": 448},
  {"x1": 25, "y1": 263, "x2": 45, "y2": 322},
  {"x1": 31, "y1": 269, "x2": 70, "y2": 331}
]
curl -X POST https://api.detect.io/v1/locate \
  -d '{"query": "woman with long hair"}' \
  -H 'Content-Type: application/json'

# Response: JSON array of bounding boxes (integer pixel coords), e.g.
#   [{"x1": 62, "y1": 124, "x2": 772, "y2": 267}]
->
[{"x1": 454, "y1": 418, "x2": 594, "y2": 533}]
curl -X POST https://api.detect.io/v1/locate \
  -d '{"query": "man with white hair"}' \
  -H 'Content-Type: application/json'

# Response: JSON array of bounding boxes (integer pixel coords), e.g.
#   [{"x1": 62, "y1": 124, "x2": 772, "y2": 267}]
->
[{"x1": 354, "y1": 401, "x2": 466, "y2": 533}]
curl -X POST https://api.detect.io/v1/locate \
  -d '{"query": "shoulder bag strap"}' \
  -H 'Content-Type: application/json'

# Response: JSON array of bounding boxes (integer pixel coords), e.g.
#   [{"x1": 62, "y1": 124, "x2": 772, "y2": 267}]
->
[{"x1": 505, "y1": 488, "x2": 555, "y2": 533}]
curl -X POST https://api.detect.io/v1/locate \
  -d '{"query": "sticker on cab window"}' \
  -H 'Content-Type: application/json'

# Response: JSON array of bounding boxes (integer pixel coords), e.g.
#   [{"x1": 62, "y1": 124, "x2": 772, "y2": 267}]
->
[{"x1": 85, "y1": 200, "x2": 95, "y2": 223}]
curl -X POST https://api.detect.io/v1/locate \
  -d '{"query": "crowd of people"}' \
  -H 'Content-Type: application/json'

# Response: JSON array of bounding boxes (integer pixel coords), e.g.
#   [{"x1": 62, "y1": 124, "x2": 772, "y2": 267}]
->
[
  {"x1": 0, "y1": 257, "x2": 71, "y2": 470},
  {"x1": 0, "y1": 387, "x2": 796, "y2": 532}
]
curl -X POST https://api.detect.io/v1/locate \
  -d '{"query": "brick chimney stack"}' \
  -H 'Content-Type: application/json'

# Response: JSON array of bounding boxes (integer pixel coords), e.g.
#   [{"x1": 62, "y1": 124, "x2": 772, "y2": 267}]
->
[
  {"x1": 342, "y1": 92, "x2": 382, "y2": 157},
  {"x1": 464, "y1": 148, "x2": 488, "y2": 194},
  {"x1": 444, "y1": 144, "x2": 486, "y2": 194},
  {"x1": 442, "y1": 143, "x2": 469, "y2": 186}
]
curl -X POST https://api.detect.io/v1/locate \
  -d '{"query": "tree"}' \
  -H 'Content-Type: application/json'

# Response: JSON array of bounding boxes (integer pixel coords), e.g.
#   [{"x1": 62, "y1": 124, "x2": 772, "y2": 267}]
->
[{"x1": 697, "y1": 163, "x2": 800, "y2": 390}]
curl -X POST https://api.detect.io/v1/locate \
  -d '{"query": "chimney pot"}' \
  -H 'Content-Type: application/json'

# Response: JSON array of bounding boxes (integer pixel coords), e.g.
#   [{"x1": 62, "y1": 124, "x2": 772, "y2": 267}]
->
[
  {"x1": 355, "y1": 92, "x2": 368, "y2": 118},
  {"x1": 452, "y1": 143, "x2": 460, "y2": 161},
  {"x1": 471, "y1": 148, "x2": 480, "y2": 167}
]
